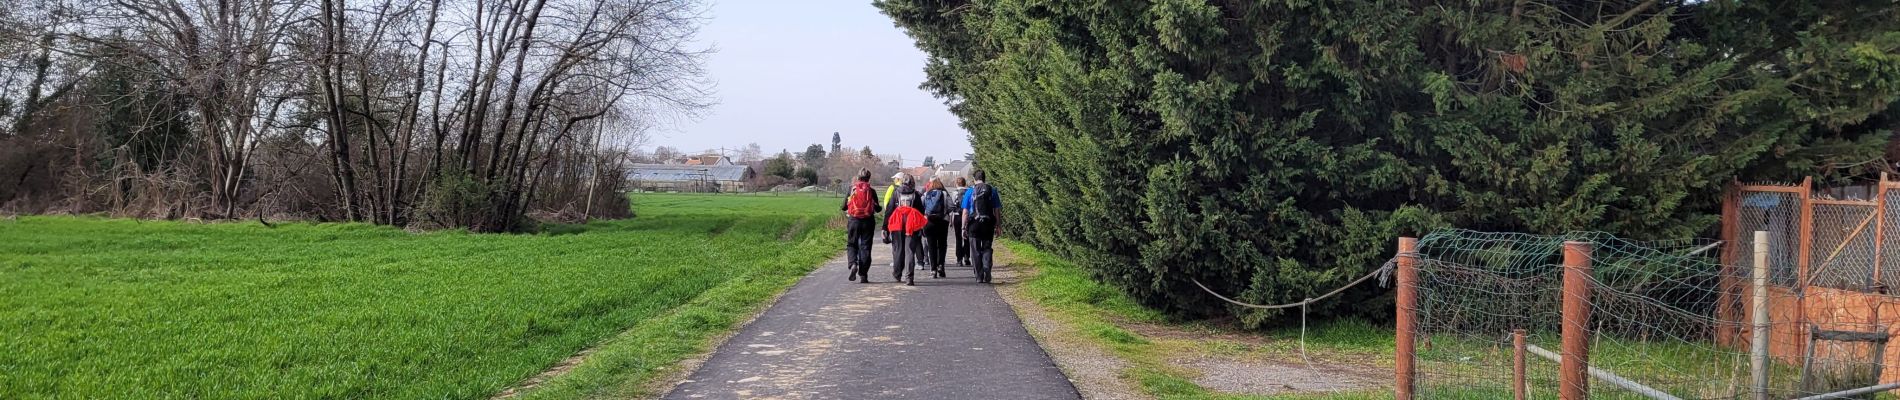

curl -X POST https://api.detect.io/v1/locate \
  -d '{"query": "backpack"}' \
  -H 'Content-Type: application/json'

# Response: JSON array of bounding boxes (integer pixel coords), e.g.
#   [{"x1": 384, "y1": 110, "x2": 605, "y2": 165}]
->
[
  {"x1": 968, "y1": 183, "x2": 995, "y2": 230},
  {"x1": 947, "y1": 188, "x2": 964, "y2": 216},
  {"x1": 922, "y1": 189, "x2": 948, "y2": 219},
  {"x1": 846, "y1": 182, "x2": 875, "y2": 219},
  {"x1": 897, "y1": 191, "x2": 918, "y2": 211}
]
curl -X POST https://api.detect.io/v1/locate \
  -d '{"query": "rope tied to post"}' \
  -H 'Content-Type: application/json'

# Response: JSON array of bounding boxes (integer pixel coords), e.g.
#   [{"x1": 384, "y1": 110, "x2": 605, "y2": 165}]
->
[
  {"x1": 1188, "y1": 253, "x2": 1412, "y2": 366},
  {"x1": 1188, "y1": 254, "x2": 1409, "y2": 311}
]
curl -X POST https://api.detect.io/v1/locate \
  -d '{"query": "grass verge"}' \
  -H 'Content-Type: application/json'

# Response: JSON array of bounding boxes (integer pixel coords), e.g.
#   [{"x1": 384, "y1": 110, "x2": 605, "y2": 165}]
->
[
  {"x1": 0, "y1": 193, "x2": 842, "y2": 399},
  {"x1": 1000, "y1": 240, "x2": 1392, "y2": 400},
  {"x1": 1002, "y1": 240, "x2": 1898, "y2": 400}
]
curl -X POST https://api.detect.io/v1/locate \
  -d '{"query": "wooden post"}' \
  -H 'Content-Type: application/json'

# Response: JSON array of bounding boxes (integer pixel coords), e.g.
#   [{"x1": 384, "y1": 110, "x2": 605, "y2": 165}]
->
[
  {"x1": 1395, "y1": 237, "x2": 1419, "y2": 400},
  {"x1": 1721, "y1": 182, "x2": 1743, "y2": 344},
  {"x1": 1797, "y1": 176, "x2": 1814, "y2": 358},
  {"x1": 1514, "y1": 329, "x2": 1528, "y2": 400},
  {"x1": 1561, "y1": 241, "x2": 1592, "y2": 400},
  {"x1": 1751, "y1": 230, "x2": 1771, "y2": 400},
  {"x1": 1876, "y1": 172, "x2": 1888, "y2": 295}
]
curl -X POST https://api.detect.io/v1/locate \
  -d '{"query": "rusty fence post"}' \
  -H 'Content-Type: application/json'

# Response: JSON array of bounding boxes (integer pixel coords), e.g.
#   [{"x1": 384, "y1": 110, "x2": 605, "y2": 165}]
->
[
  {"x1": 1876, "y1": 172, "x2": 1888, "y2": 295},
  {"x1": 1396, "y1": 236, "x2": 1419, "y2": 400},
  {"x1": 1561, "y1": 241, "x2": 1593, "y2": 400},
  {"x1": 1514, "y1": 328, "x2": 1528, "y2": 400},
  {"x1": 1796, "y1": 176, "x2": 1814, "y2": 358}
]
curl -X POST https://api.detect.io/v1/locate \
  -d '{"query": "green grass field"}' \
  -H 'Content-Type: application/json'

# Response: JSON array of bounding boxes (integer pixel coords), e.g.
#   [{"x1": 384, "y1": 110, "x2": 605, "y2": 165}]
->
[{"x1": 0, "y1": 193, "x2": 843, "y2": 399}]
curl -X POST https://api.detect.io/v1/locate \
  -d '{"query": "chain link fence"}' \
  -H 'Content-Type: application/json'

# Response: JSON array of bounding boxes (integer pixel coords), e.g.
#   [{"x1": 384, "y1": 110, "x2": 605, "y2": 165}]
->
[{"x1": 1399, "y1": 226, "x2": 1895, "y2": 398}]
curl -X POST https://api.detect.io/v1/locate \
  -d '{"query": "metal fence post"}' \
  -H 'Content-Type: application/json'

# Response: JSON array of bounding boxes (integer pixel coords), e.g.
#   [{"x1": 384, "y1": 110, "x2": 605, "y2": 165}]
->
[
  {"x1": 1396, "y1": 236, "x2": 1419, "y2": 400},
  {"x1": 1561, "y1": 241, "x2": 1593, "y2": 400}
]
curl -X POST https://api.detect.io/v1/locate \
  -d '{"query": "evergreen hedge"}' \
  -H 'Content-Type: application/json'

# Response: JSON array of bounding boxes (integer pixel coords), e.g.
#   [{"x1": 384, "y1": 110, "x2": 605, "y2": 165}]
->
[{"x1": 877, "y1": 0, "x2": 1900, "y2": 325}]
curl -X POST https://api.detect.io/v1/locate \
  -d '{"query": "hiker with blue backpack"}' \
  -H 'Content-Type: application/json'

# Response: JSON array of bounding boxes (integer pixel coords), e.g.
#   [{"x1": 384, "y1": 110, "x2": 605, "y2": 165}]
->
[
  {"x1": 841, "y1": 168, "x2": 882, "y2": 283},
  {"x1": 921, "y1": 178, "x2": 952, "y2": 278},
  {"x1": 961, "y1": 169, "x2": 1001, "y2": 283}
]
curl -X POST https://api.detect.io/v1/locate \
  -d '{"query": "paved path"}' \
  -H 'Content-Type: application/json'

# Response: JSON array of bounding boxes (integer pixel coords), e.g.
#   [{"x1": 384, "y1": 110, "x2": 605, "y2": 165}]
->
[{"x1": 662, "y1": 236, "x2": 1080, "y2": 400}]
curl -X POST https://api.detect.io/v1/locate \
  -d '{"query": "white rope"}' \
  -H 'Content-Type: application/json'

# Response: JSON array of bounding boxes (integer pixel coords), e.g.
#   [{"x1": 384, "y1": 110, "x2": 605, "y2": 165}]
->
[
  {"x1": 1188, "y1": 256, "x2": 1401, "y2": 310},
  {"x1": 1189, "y1": 256, "x2": 1405, "y2": 369},
  {"x1": 1299, "y1": 300, "x2": 1311, "y2": 366}
]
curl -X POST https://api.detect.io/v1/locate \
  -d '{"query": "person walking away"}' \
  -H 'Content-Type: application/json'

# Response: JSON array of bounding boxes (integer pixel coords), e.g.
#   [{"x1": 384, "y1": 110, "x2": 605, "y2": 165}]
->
[
  {"x1": 886, "y1": 177, "x2": 928, "y2": 285},
  {"x1": 921, "y1": 178, "x2": 951, "y2": 278},
  {"x1": 841, "y1": 168, "x2": 881, "y2": 283},
  {"x1": 961, "y1": 169, "x2": 1002, "y2": 283},
  {"x1": 949, "y1": 177, "x2": 969, "y2": 267},
  {"x1": 881, "y1": 172, "x2": 905, "y2": 244}
]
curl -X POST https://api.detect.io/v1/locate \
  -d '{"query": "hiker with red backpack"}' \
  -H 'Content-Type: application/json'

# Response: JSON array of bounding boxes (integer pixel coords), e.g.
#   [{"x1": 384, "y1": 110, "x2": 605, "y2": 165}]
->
[
  {"x1": 885, "y1": 174, "x2": 929, "y2": 285},
  {"x1": 841, "y1": 168, "x2": 882, "y2": 282},
  {"x1": 920, "y1": 178, "x2": 952, "y2": 278},
  {"x1": 960, "y1": 169, "x2": 1001, "y2": 283}
]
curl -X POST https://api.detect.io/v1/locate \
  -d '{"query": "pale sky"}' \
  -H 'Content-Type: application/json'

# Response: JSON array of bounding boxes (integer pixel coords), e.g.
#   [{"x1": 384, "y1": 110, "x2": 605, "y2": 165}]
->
[{"x1": 651, "y1": 0, "x2": 971, "y2": 165}]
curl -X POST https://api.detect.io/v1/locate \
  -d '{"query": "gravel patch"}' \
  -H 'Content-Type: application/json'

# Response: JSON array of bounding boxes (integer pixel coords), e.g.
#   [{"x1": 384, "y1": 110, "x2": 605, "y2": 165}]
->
[
  {"x1": 992, "y1": 249, "x2": 1148, "y2": 400},
  {"x1": 1179, "y1": 357, "x2": 1384, "y2": 395}
]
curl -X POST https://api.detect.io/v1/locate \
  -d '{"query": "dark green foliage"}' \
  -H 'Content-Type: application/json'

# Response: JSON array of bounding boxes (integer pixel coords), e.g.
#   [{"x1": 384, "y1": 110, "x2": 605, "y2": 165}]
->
[
  {"x1": 878, "y1": 0, "x2": 1900, "y2": 326},
  {"x1": 87, "y1": 47, "x2": 191, "y2": 171},
  {"x1": 765, "y1": 151, "x2": 796, "y2": 179},
  {"x1": 801, "y1": 144, "x2": 828, "y2": 171},
  {"x1": 796, "y1": 167, "x2": 821, "y2": 186}
]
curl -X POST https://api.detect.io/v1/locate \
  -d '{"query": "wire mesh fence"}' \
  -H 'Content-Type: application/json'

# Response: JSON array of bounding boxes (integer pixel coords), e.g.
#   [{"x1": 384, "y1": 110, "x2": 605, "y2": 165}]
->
[
  {"x1": 1809, "y1": 201, "x2": 1879, "y2": 292},
  {"x1": 1734, "y1": 189, "x2": 1804, "y2": 287},
  {"x1": 1400, "y1": 228, "x2": 1892, "y2": 399}
]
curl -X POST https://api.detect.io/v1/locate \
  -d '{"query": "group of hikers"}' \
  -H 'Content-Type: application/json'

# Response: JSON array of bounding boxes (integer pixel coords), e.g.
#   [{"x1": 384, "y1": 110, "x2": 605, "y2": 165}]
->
[{"x1": 840, "y1": 167, "x2": 1001, "y2": 285}]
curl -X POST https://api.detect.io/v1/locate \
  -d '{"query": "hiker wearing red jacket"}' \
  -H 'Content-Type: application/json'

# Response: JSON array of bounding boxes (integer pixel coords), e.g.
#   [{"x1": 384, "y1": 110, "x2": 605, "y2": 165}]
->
[
  {"x1": 885, "y1": 175, "x2": 927, "y2": 285},
  {"x1": 841, "y1": 169, "x2": 882, "y2": 283}
]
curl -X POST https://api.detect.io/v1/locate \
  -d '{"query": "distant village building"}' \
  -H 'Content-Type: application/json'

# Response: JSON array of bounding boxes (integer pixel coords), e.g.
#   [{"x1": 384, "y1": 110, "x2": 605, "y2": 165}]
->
[
  {"x1": 680, "y1": 154, "x2": 733, "y2": 166},
  {"x1": 934, "y1": 160, "x2": 972, "y2": 184},
  {"x1": 901, "y1": 166, "x2": 934, "y2": 182},
  {"x1": 629, "y1": 154, "x2": 754, "y2": 192}
]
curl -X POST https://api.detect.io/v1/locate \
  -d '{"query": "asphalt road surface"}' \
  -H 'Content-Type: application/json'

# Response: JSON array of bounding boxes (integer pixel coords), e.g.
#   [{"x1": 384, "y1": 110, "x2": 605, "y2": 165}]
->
[{"x1": 662, "y1": 234, "x2": 1080, "y2": 400}]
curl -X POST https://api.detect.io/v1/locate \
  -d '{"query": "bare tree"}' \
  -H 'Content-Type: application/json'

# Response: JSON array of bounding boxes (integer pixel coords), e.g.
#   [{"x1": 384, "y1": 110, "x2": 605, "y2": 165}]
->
[
  {"x1": 738, "y1": 142, "x2": 762, "y2": 163},
  {"x1": 2, "y1": 0, "x2": 706, "y2": 230},
  {"x1": 75, "y1": 0, "x2": 308, "y2": 218}
]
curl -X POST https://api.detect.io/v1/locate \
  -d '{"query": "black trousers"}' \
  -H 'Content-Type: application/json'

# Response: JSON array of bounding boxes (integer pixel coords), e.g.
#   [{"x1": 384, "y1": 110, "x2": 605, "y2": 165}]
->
[
  {"x1": 924, "y1": 218, "x2": 949, "y2": 268},
  {"x1": 972, "y1": 229, "x2": 996, "y2": 282},
  {"x1": 846, "y1": 217, "x2": 876, "y2": 279},
  {"x1": 951, "y1": 215, "x2": 968, "y2": 263}
]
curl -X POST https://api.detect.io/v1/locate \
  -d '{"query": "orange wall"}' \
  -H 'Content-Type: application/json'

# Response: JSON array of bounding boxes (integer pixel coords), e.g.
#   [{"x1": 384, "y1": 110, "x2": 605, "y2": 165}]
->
[{"x1": 1725, "y1": 284, "x2": 1896, "y2": 384}]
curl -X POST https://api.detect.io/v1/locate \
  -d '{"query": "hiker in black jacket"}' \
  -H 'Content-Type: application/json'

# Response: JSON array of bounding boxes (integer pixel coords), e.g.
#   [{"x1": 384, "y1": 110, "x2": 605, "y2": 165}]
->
[
  {"x1": 921, "y1": 178, "x2": 952, "y2": 278},
  {"x1": 885, "y1": 174, "x2": 925, "y2": 280},
  {"x1": 840, "y1": 168, "x2": 881, "y2": 282},
  {"x1": 960, "y1": 169, "x2": 1001, "y2": 283},
  {"x1": 949, "y1": 177, "x2": 969, "y2": 267}
]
